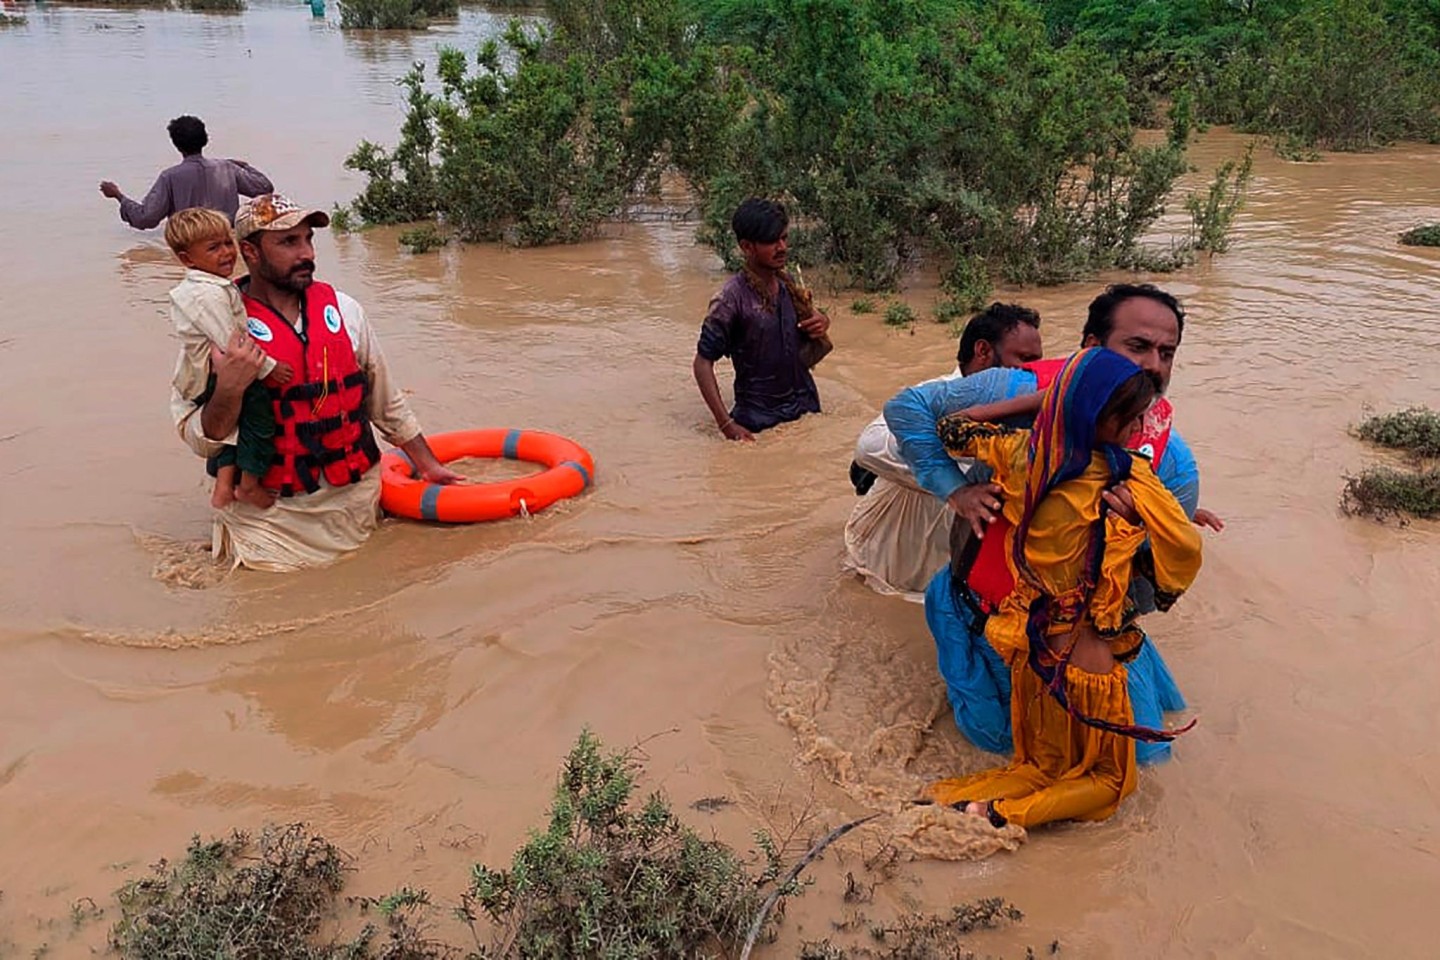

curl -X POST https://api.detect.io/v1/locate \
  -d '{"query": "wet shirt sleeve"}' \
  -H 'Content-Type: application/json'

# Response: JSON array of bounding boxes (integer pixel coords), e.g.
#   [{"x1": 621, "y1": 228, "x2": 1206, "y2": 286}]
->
[
  {"x1": 119, "y1": 169, "x2": 174, "y2": 230},
  {"x1": 339, "y1": 292, "x2": 424, "y2": 447},
  {"x1": 230, "y1": 160, "x2": 274, "y2": 197},
  {"x1": 1155, "y1": 430, "x2": 1200, "y2": 520},
  {"x1": 696, "y1": 287, "x2": 737, "y2": 362},
  {"x1": 883, "y1": 368, "x2": 1036, "y2": 501}
]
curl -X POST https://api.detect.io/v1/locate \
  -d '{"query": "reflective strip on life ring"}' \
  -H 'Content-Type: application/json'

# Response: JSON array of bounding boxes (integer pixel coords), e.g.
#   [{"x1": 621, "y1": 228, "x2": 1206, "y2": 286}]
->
[{"x1": 379, "y1": 429, "x2": 595, "y2": 523}]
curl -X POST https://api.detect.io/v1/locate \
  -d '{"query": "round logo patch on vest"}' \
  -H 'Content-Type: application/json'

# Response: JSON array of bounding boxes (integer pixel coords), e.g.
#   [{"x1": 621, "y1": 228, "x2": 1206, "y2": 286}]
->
[
  {"x1": 246, "y1": 317, "x2": 274, "y2": 342},
  {"x1": 1136, "y1": 442, "x2": 1155, "y2": 460},
  {"x1": 323, "y1": 304, "x2": 343, "y2": 335}
]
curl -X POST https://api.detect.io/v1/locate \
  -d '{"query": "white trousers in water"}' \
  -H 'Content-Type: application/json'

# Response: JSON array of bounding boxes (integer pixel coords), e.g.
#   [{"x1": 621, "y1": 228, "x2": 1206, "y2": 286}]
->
[{"x1": 842, "y1": 411, "x2": 956, "y2": 602}]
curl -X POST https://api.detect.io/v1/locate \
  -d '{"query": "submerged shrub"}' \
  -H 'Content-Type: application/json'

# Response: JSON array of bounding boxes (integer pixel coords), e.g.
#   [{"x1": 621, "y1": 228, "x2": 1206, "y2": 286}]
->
[
  {"x1": 883, "y1": 302, "x2": 916, "y2": 329},
  {"x1": 1399, "y1": 224, "x2": 1440, "y2": 247},
  {"x1": 347, "y1": 0, "x2": 1211, "y2": 289},
  {"x1": 339, "y1": 0, "x2": 456, "y2": 30},
  {"x1": 1186, "y1": 144, "x2": 1255, "y2": 255},
  {"x1": 460, "y1": 730, "x2": 775, "y2": 959},
  {"x1": 399, "y1": 224, "x2": 445, "y2": 253},
  {"x1": 109, "y1": 825, "x2": 348, "y2": 960},
  {"x1": 1342, "y1": 467, "x2": 1440, "y2": 520},
  {"x1": 1354, "y1": 408, "x2": 1440, "y2": 458}
]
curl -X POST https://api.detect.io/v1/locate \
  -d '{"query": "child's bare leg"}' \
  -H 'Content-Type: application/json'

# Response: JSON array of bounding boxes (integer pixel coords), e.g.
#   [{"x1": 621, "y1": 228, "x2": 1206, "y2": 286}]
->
[
  {"x1": 211, "y1": 465, "x2": 238, "y2": 508},
  {"x1": 234, "y1": 471, "x2": 277, "y2": 508}
]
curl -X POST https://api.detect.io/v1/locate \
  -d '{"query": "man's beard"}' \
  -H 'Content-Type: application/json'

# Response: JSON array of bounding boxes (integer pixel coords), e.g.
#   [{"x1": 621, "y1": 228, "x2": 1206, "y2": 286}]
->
[
  {"x1": 259, "y1": 258, "x2": 316, "y2": 294},
  {"x1": 1147, "y1": 369, "x2": 1166, "y2": 395}
]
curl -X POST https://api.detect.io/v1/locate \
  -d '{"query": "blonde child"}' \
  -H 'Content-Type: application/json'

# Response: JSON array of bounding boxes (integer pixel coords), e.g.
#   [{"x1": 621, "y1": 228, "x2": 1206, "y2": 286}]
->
[{"x1": 164, "y1": 208, "x2": 292, "y2": 508}]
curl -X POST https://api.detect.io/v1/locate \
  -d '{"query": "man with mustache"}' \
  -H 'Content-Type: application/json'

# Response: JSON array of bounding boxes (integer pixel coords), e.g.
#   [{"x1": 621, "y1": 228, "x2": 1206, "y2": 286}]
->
[
  {"x1": 885, "y1": 283, "x2": 1221, "y2": 763},
  {"x1": 170, "y1": 194, "x2": 461, "y2": 571}
]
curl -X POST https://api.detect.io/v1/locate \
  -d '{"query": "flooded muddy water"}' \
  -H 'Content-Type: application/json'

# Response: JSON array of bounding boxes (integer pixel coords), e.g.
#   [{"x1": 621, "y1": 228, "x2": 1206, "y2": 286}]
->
[{"x1": 3, "y1": 3, "x2": 1440, "y2": 956}]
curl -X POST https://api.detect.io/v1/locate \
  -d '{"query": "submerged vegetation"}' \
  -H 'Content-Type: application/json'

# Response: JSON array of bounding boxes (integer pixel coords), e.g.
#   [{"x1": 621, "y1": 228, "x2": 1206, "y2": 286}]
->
[
  {"x1": 1344, "y1": 409, "x2": 1440, "y2": 520},
  {"x1": 1046, "y1": 0, "x2": 1440, "y2": 151},
  {"x1": 97, "y1": 732, "x2": 1043, "y2": 960},
  {"x1": 1354, "y1": 408, "x2": 1440, "y2": 459},
  {"x1": 343, "y1": 0, "x2": 1256, "y2": 292},
  {"x1": 101, "y1": 733, "x2": 830, "y2": 960},
  {"x1": 338, "y1": 0, "x2": 456, "y2": 30},
  {"x1": 1398, "y1": 224, "x2": 1440, "y2": 247}
]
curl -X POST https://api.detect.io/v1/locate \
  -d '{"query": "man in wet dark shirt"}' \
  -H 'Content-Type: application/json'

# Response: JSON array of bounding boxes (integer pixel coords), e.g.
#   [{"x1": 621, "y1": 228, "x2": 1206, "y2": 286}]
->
[{"x1": 693, "y1": 199, "x2": 833, "y2": 440}]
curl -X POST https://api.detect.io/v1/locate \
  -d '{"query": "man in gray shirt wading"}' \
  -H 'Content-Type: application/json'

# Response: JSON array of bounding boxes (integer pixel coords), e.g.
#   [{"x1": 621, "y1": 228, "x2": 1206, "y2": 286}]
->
[{"x1": 99, "y1": 115, "x2": 274, "y2": 228}]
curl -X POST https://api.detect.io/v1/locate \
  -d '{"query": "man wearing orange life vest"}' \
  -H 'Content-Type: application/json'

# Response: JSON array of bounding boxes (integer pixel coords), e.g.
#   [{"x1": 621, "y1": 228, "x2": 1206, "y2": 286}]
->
[{"x1": 170, "y1": 194, "x2": 461, "y2": 571}]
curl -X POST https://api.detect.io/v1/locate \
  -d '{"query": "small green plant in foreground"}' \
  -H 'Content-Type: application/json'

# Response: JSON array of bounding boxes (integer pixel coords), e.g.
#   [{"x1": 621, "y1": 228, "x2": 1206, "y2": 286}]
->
[
  {"x1": 1342, "y1": 466, "x2": 1440, "y2": 521},
  {"x1": 109, "y1": 825, "x2": 348, "y2": 960},
  {"x1": 798, "y1": 897, "x2": 1026, "y2": 959},
  {"x1": 850, "y1": 298, "x2": 877, "y2": 315},
  {"x1": 1354, "y1": 408, "x2": 1440, "y2": 458},
  {"x1": 399, "y1": 224, "x2": 445, "y2": 254},
  {"x1": 1398, "y1": 224, "x2": 1440, "y2": 247},
  {"x1": 461, "y1": 730, "x2": 775, "y2": 959},
  {"x1": 882, "y1": 303, "x2": 916, "y2": 329}
]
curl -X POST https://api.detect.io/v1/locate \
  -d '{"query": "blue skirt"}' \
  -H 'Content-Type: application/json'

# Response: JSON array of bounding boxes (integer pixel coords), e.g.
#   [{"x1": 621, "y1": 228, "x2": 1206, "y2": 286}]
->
[{"x1": 924, "y1": 568, "x2": 1186, "y2": 765}]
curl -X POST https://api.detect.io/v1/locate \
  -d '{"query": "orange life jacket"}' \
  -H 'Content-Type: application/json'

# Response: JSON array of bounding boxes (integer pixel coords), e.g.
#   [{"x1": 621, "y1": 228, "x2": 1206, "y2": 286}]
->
[
  {"x1": 962, "y1": 358, "x2": 1173, "y2": 612},
  {"x1": 240, "y1": 281, "x2": 379, "y2": 496}
]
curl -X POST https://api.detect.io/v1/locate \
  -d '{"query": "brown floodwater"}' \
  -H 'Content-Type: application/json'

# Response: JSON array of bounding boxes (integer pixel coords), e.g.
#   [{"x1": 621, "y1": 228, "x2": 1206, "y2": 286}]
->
[{"x1": 3, "y1": 3, "x2": 1440, "y2": 956}]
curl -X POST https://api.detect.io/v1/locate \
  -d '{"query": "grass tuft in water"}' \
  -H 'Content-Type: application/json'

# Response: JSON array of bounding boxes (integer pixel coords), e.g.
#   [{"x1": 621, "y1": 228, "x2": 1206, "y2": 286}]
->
[
  {"x1": 882, "y1": 303, "x2": 916, "y2": 329},
  {"x1": 798, "y1": 897, "x2": 1026, "y2": 958},
  {"x1": 1353, "y1": 408, "x2": 1440, "y2": 458},
  {"x1": 399, "y1": 224, "x2": 445, "y2": 254},
  {"x1": 1398, "y1": 224, "x2": 1440, "y2": 247},
  {"x1": 1341, "y1": 466, "x2": 1440, "y2": 521}
]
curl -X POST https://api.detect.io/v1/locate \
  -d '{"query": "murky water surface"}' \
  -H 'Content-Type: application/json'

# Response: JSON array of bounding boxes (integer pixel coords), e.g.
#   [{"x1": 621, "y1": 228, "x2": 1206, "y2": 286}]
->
[{"x1": 3, "y1": 3, "x2": 1440, "y2": 955}]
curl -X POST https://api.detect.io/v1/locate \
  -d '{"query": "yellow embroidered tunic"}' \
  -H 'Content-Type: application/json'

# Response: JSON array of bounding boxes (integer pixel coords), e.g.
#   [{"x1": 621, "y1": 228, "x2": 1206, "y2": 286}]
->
[{"x1": 924, "y1": 423, "x2": 1202, "y2": 828}]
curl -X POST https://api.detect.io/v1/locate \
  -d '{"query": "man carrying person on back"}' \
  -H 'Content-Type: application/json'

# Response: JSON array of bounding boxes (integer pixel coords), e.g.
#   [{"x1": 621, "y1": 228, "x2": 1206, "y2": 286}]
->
[
  {"x1": 844, "y1": 303, "x2": 1043, "y2": 600},
  {"x1": 100, "y1": 115, "x2": 273, "y2": 229},
  {"x1": 885, "y1": 283, "x2": 1221, "y2": 763},
  {"x1": 171, "y1": 194, "x2": 461, "y2": 571}
]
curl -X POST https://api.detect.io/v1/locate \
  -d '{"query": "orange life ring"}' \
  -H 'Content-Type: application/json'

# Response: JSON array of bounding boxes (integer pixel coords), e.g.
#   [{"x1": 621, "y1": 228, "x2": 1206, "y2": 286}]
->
[{"x1": 380, "y1": 429, "x2": 595, "y2": 523}]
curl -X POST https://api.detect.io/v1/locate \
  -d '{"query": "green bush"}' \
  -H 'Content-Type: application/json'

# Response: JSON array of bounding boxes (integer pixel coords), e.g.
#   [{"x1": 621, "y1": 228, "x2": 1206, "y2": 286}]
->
[
  {"x1": 1342, "y1": 467, "x2": 1440, "y2": 520},
  {"x1": 347, "y1": 0, "x2": 1207, "y2": 289},
  {"x1": 181, "y1": 0, "x2": 244, "y2": 11},
  {"x1": 850, "y1": 297, "x2": 877, "y2": 314},
  {"x1": 460, "y1": 730, "x2": 776, "y2": 959},
  {"x1": 1399, "y1": 224, "x2": 1440, "y2": 247},
  {"x1": 883, "y1": 302, "x2": 916, "y2": 328},
  {"x1": 109, "y1": 825, "x2": 347, "y2": 960},
  {"x1": 1186, "y1": 144, "x2": 1255, "y2": 255},
  {"x1": 399, "y1": 224, "x2": 445, "y2": 253},
  {"x1": 1354, "y1": 408, "x2": 1440, "y2": 458},
  {"x1": 339, "y1": 0, "x2": 456, "y2": 30}
]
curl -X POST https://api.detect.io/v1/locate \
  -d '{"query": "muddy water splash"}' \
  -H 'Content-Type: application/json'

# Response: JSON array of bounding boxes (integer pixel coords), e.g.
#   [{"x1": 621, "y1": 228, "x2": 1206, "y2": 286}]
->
[{"x1": 3, "y1": 4, "x2": 1440, "y2": 957}]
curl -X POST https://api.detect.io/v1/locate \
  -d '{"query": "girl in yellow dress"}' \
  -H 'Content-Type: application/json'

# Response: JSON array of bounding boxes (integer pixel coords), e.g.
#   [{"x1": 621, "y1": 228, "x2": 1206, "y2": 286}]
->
[{"x1": 922, "y1": 347, "x2": 1203, "y2": 829}]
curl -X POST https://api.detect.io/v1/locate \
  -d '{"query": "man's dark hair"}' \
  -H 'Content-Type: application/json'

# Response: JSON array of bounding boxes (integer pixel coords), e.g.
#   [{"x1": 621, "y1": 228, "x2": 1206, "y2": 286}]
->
[
  {"x1": 167, "y1": 115, "x2": 208, "y2": 156},
  {"x1": 1082, "y1": 283, "x2": 1185, "y2": 345},
  {"x1": 957, "y1": 302, "x2": 1041, "y2": 366},
  {"x1": 732, "y1": 198, "x2": 788, "y2": 244}
]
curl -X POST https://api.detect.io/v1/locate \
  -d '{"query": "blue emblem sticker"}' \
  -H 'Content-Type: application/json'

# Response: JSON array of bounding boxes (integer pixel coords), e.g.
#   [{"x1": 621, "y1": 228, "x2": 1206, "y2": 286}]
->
[
  {"x1": 246, "y1": 317, "x2": 273, "y2": 342},
  {"x1": 323, "y1": 304, "x2": 343, "y2": 334}
]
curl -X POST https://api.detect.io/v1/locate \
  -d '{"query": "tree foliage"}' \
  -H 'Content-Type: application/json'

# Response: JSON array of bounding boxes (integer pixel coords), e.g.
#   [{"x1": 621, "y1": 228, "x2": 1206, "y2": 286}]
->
[{"x1": 346, "y1": 0, "x2": 1220, "y2": 290}]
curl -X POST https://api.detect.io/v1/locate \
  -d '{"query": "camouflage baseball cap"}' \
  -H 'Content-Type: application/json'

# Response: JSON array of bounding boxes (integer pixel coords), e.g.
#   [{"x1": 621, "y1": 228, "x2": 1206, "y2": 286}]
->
[{"x1": 234, "y1": 193, "x2": 330, "y2": 240}]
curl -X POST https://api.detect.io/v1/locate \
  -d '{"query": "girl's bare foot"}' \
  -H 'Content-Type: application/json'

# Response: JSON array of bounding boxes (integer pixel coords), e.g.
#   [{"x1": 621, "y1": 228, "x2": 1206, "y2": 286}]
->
[{"x1": 234, "y1": 472, "x2": 277, "y2": 509}]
